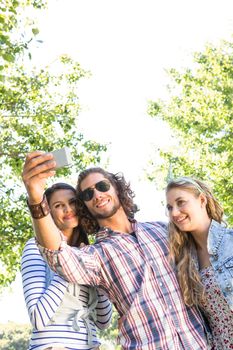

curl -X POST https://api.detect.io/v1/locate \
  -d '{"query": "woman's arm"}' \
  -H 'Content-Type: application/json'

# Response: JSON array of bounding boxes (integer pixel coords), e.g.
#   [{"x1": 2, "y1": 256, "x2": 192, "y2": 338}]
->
[
  {"x1": 21, "y1": 238, "x2": 69, "y2": 330},
  {"x1": 94, "y1": 290, "x2": 112, "y2": 329}
]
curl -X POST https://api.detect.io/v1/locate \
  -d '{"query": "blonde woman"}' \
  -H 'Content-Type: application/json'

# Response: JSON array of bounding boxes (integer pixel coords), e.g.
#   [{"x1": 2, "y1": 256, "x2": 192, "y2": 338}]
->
[{"x1": 166, "y1": 177, "x2": 233, "y2": 349}]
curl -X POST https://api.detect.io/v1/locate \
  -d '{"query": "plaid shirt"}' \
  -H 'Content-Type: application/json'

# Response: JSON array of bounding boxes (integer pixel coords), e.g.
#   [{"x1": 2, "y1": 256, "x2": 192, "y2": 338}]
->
[{"x1": 39, "y1": 221, "x2": 208, "y2": 350}]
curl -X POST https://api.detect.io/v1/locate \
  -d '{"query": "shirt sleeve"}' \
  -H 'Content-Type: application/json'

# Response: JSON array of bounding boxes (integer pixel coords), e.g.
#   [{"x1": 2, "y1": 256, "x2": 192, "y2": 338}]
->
[
  {"x1": 21, "y1": 238, "x2": 69, "y2": 330},
  {"x1": 94, "y1": 289, "x2": 112, "y2": 329},
  {"x1": 37, "y1": 237, "x2": 102, "y2": 286}
]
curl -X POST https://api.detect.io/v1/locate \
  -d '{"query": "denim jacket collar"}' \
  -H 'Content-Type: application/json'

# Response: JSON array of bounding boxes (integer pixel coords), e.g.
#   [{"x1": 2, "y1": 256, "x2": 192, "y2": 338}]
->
[{"x1": 207, "y1": 219, "x2": 226, "y2": 257}]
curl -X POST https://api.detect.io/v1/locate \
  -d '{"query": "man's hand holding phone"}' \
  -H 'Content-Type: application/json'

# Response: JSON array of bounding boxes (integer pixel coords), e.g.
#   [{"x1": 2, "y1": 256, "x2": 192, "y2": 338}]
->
[{"x1": 22, "y1": 148, "x2": 72, "y2": 204}]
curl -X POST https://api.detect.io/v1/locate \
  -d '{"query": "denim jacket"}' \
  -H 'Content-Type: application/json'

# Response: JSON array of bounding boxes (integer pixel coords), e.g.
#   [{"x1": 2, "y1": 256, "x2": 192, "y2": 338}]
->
[{"x1": 207, "y1": 219, "x2": 233, "y2": 310}]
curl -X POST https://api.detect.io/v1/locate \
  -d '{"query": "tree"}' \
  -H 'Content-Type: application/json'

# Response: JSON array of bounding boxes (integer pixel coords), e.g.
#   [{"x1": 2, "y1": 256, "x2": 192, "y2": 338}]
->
[
  {"x1": 147, "y1": 38, "x2": 233, "y2": 224},
  {"x1": 0, "y1": 0, "x2": 46, "y2": 71},
  {"x1": 0, "y1": 1, "x2": 107, "y2": 287},
  {"x1": 0, "y1": 322, "x2": 31, "y2": 350},
  {"x1": 0, "y1": 2, "x2": 118, "y2": 346}
]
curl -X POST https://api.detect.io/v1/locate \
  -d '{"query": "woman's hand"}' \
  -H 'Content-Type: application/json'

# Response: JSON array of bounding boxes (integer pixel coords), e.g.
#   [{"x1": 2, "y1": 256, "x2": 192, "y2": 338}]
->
[{"x1": 22, "y1": 151, "x2": 56, "y2": 204}]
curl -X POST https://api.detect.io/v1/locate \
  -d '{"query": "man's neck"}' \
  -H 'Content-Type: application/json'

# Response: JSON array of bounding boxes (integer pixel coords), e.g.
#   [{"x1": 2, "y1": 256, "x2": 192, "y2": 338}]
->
[{"x1": 98, "y1": 207, "x2": 133, "y2": 234}]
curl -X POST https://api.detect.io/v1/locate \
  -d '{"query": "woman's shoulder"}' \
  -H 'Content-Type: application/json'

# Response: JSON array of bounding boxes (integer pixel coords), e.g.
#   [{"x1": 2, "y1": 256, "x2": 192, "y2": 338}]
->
[
  {"x1": 23, "y1": 237, "x2": 38, "y2": 249},
  {"x1": 209, "y1": 220, "x2": 233, "y2": 239},
  {"x1": 22, "y1": 237, "x2": 41, "y2": 258},
  {"x1": 25, "y1": 236, "x2": 36, "y2": 244},
  {"x1": 208, "y1": 220, "x2": 233, "y2": 258}
]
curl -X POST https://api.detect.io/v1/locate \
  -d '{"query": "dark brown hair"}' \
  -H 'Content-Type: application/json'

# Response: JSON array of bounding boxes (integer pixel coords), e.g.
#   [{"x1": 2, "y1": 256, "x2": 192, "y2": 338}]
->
[
  {"x1": 44, "y1": 183, "x2": 89, "y2": 247},
  {"x1": 76, "y1": 167, "x2": 138, "y2": 234}
]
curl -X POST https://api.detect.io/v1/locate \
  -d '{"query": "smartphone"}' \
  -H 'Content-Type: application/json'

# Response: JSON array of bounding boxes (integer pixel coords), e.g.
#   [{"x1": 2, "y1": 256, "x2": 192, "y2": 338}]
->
[{"x1": 51, "y1": 147, "x2": 72, "y2": 169}]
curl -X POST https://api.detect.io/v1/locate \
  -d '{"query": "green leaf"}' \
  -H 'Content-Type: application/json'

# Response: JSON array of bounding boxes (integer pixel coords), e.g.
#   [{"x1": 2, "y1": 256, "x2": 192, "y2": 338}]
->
[
  {"x1": 2, "y1": 53, "x2": 15, "y2": 62},
  {"x1": 32, "y1": 27, "x2": 39, "y2": 35}
]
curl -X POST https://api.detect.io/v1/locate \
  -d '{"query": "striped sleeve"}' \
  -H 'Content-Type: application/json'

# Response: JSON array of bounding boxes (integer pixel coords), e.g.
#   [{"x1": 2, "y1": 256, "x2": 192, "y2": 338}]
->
[
  {"x1": 94, "y1": 290, "x2": 112, "y2": 329},
  {"x1": 21, "y1": 238, "x2": 68, "y2": 330}
]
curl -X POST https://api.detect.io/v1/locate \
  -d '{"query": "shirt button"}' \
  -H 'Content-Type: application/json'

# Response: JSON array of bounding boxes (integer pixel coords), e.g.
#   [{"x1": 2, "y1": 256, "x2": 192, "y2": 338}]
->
[
  {"x1": 159, "y1": 282, "x2": 163, "y2": 287},
  {"x1": 169, "y1": 305, "x2": 172, "y2": 310},
  {"x1": 177, "y1": 328, "x2": 181, "y2": 333}
]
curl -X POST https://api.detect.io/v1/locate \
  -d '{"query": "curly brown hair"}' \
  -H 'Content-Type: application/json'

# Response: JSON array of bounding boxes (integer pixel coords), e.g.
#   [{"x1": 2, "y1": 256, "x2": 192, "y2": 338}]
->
[
  {"x1": 76, "y1": 167, "x2": 138, "y2": 234},
  {"x1": 44, "y1": 182, "x2": 89, "y2": 247},
  {"x1": 166, "y1": 177, "x2": 224, "y2": 307}
]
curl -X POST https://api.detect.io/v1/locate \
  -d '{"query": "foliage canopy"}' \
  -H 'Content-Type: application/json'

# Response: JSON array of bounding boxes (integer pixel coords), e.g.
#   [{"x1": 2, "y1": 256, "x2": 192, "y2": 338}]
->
[{"x1": 0, "y1": 0, "x2": 107, "y2": 287}]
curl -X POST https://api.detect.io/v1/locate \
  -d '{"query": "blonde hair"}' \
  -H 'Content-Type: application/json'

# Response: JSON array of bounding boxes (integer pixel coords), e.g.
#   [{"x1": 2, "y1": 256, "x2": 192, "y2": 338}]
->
[{"x1": 166, "y1": 177, "x2": 223, "y2": 306}]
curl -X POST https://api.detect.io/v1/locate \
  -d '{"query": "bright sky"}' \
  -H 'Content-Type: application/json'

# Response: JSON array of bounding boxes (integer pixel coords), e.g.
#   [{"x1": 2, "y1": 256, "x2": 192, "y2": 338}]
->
[
  {"x1": 34, "y1": 0, "x2": 233, "y2": 222},
  {"x1": 1, "y1": 0, "x2": 233, "y2": 324}
]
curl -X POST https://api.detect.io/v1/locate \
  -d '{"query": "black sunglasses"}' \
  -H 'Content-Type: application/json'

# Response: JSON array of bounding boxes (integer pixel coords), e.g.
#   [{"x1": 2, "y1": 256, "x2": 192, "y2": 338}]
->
[{"x1": 79, "y1": 180, "x2": 111, "y2": 201}]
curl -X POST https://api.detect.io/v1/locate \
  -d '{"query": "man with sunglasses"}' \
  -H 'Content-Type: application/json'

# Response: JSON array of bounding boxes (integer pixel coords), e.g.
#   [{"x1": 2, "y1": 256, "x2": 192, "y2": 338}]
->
[{"x1": 22, "y1": 151, "x2": 209, "y2": 350}]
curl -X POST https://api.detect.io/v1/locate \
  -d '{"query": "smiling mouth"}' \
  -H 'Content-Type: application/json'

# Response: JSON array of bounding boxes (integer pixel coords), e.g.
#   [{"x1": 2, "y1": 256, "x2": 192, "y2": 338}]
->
[
  {"x1": 64, "y1": 215, "x2": 76, "y2": 220},
  {"x1": 96, "y1": 199, "x2": 110, "y2": 209},
  {"x1": 175, "y1": 216, "x2": 187, "y2": 224}
]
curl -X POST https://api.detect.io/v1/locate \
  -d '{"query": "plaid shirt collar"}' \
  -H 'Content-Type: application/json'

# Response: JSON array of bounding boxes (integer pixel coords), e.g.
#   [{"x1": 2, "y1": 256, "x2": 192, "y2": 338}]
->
[{"x1": 95, "y1": 219, "x2": 137, "y2": 243}]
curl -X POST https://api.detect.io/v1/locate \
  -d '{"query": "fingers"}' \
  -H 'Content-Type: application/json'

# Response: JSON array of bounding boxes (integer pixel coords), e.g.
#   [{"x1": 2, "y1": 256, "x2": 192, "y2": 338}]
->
[
  {"x1": 24, "y1": 151, "x2": 53, "y2": 171},
  {"x1": 25, "y1": 150, "x2": 45, "y2": 162},
  {"x1": 22, "y1": 151, "x2": 56, "y2": 182},
  {"x1": 22, "y1": 151, "x2": 58, "y2": 203}
]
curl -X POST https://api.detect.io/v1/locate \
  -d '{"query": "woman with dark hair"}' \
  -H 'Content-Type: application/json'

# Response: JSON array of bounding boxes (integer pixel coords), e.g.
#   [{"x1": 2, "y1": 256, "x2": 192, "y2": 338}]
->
[
  {"x1": 21, "y1": 182, "x2": 112, "y2": 350},
  {"x1": 166, "y1": 176, "x2": 233, "y2": 349}
]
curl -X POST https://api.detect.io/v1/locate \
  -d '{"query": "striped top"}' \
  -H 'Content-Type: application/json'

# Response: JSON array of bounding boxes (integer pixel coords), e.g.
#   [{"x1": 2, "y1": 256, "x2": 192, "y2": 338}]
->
[
  {"x1": 39, "y1": 221, "x2": 209, "y2": 350},
  {"x1": 21, "y1": 238, "x2": 112, "y2": 350}
]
